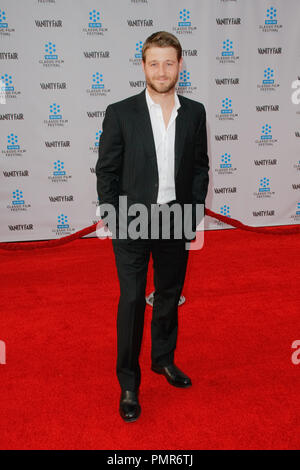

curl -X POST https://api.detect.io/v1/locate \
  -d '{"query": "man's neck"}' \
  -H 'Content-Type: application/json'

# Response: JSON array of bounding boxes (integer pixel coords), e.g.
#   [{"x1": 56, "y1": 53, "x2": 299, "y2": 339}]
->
[{"x1": 146, "y1": 86, "x2": 176, "y2": 108}]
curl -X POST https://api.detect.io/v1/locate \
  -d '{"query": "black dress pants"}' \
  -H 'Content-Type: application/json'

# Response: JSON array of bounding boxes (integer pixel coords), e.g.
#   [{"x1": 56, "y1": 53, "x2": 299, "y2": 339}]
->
[{"x1": 112, "y1": 204, "x2": 190, "y2": 392}]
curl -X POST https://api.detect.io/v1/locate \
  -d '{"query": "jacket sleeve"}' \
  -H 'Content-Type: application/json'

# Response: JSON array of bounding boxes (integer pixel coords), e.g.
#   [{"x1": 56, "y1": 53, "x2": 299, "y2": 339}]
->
[
  {"x1": 95, "y1": 104, "x2": 124, "y2": 214},
  {"x1": 192, "y1": 104, "x2": 209, "y2": 229},
  {"x1": 192, "y1": 103, "x2": 209, "y2": 204}
]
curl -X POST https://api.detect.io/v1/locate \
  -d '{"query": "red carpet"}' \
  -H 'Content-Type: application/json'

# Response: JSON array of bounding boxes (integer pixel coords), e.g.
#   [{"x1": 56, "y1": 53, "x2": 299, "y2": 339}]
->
[{"x1": 0, "y1": 228, "x2": 299, "y2": 449}]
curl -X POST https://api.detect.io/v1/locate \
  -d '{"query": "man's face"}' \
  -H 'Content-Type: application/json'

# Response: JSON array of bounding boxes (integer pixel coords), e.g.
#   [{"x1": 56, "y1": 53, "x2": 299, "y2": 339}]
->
[{"x1": 142, "y1": 46, "x2": 182, "y2": 94}]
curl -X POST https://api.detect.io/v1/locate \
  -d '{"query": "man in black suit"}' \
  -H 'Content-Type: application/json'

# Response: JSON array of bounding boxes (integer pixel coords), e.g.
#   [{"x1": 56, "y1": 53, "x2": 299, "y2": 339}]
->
[{"x1": 96, "y1": 31, "x2": 209, "y2": 422}]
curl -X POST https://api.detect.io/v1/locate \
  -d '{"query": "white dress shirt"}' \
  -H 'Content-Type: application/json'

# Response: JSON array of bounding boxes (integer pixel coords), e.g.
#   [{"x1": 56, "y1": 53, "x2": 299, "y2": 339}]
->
[{"x1": 145, "y1": 88, "x2": 180, "y2": 204}]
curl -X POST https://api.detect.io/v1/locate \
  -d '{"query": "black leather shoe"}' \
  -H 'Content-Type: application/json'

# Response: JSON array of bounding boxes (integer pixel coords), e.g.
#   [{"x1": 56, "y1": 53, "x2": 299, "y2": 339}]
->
[
  {"x1": 119, "y1": 390, "x2": 141, "y2": 422},
  {"x1": 151, "y1": 363, "x2": 192, "y2": 388}
]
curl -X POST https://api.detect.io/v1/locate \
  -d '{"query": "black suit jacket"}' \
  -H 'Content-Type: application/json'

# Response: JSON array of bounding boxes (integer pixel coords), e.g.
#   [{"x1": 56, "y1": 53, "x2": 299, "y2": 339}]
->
[{"x1": 95, "y1": 89, "x2": 209, "y2": 233}]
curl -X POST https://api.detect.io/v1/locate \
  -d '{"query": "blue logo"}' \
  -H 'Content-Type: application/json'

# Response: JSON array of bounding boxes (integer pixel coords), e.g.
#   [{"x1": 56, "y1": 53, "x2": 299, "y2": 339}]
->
[
  {"x1": 265, "y1": 6, "x2": 277, "y2": 25},
  {"x1": 221, "y1": 98, "x2": 232, "y2": 114},
  {"x1": 135, "y1": 41, "x2": 143, "y2": 59},
  {"x1": 261, "y1": 124, "x2": 272, "y2": 140},
  {"x1": 220, "y1": 205, "x2": 231, "y2": 217},
  {"x1": 220, "y1": 153, "x2": 232, "y2": 168},
  {"x1": 259, "y1": 177, "x2": 270, "y2": 192},
  {"x1": 92, "y1": 72, "x2": 104, "y2": 89},
  {"x1": 222, "y1": 39, "x2": 234, "y2": 56},
  {"x1": 178, "y1": 9, "x2": 191, "y2": 27},
  {"x1": 12, "y1": 189, "x2": 24, "y2": 205},
  {"x1": 1, "y1": 73, "x2": 14, "y2": 91},
  {"x1": 57, "y1": 213, "x2": 69, "y2": 229},
  {"x1": 179, "y1": 70, "x2": 191, "y2": 87},
  {"x1": 53, "y1": 160, "x2": 66, "y2": 176},
  {"x1": 44, "y1": 41, "x2": 58, "y2": 59},
  {"x1": 0, "y1": 9, "x2": 8, "y2": 28},
  {"x1": 263, "y1": 67, "x2": 274, "y2": 84},
  {"x1": 89, "y1": 10, "x2": 101, "y2": 28},
  {"x1": 49, "y1": 103, "x2": 62, "y2": 120},
  {"x1": 7, "y1": 133, "x2": 20, "y2": 150},
  {"x1": 95, "y1": 130, "x2": 102, "y2": 147},
  {"x1": 297, "y1": 203, "x2": 300, "y2": 216}
]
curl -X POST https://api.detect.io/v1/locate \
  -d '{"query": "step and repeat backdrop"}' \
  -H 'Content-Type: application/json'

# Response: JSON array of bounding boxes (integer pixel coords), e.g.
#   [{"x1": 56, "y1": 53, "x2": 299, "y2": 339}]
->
[{"x1": 0, "y1": 0, "x2": 300, "y2": 242}]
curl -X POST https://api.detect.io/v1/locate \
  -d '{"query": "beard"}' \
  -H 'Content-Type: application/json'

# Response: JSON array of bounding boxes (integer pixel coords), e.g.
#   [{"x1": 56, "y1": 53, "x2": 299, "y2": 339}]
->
[{"x1": 146, "y1": 73, "x2": 179, "y2": 94}]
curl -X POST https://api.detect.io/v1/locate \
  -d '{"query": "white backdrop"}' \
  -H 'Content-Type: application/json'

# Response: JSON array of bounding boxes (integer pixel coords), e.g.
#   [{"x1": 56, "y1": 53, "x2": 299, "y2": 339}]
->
[{"x1": 0, "y1": 0, "x2": 300, "y2": 242}]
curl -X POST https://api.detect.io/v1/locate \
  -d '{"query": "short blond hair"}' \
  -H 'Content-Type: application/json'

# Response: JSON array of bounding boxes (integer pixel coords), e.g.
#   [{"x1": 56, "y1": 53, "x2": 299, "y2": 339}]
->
[{"x1": 142, "y1": 31, "x2": 182, "y2": 62}]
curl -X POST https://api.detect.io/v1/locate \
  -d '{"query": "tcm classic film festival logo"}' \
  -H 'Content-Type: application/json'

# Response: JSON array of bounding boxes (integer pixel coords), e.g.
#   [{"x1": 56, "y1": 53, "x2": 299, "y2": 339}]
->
[
  {"x1": 210, "y1": 204, "x2": 232, "y2": 228},
  {"x1": 44, "y1": 103, "x2": 68, "y2": 127},
  {"x1": 255, "y1": 123, "x2": 278, "y2": 147},
  {"x1": 83, "y1": 10, "x2": 108, "y2": 36},
  {"x1": 1, "y1": 133, "x2": 26, "y2": 157},
  {"x1": 6, "y1": 189, "x2": 31, "y2": 212},
  {"x1": 52, "y1": 213, "x2": 75, "y2": 236},
  {"x1": 215, "y1": 152, "x2": 237, "y2": 176},
  {"x1": 89, "y1": 130, "x2": 102, "y2": 155},
  {"x1": 216, "y1": 39, "x2": 239, "y2": 64},
  {"x1": 0, "y1": 9, "x2": 14, "y2": 37},
  {"x1": 48, "y1": 160, "x2": 72, "y2": 183},
  {"x1": 253, "y1": 177, "x2": 275, "y2": 199},
  {"x1": 177, "y1": 69, "x2": 197, "y2": 95},
  {"x1": 259, "y1": 6, "x2": 282, "y2": 32},
  {"x1": 172, "y1": 8, "x2": 197, "y2": 35},
  {"x1": 0, "y1": 73, "x2": 20, "y2": 100},
  {"x1": 129, "y1": 40, "x2": 143, "y2": 67},
  {"x1": 86, "y1": 73, "x2": 110, "y2": 97},
  {"x1": 39, "y1": 41, "x2": 64, "y2": 68},
  {"x1": 290, "y1": 203, "x2": 300, "y2": 223},
  {"x1": 294, "y1": 156, "x2": 300, "y2": 172},
  {"x1": 215, "y1": 98, "x2": 238, "y2": 121},
  {"x1": 257, "y1": 67, "x2": 280, "y2": 92}
]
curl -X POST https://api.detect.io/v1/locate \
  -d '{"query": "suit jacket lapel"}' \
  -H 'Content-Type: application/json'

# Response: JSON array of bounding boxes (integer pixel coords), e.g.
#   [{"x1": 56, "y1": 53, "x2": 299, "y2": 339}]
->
[
  {"x1": 134, "y1": 90, "x2": 158, "y2": 173},
  {"x1": 175, "y1": 95, "x2": 189, "y2": 177}
]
